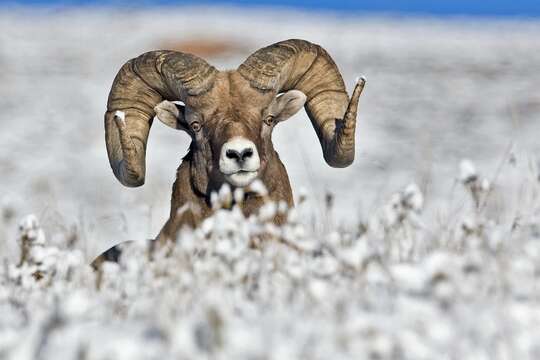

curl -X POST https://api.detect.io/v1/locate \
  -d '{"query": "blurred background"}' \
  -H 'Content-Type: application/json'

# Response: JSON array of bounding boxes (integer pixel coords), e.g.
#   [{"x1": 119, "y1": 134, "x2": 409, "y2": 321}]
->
[{"x1": 0, "y1": 0, "x2": 539, "y2": 258}]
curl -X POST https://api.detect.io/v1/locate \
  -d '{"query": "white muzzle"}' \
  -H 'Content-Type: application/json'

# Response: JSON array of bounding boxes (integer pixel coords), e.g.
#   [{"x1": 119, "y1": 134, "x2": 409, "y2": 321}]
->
[{"x1": 219, "y1": 137, "x2": 260, "y2": 187}]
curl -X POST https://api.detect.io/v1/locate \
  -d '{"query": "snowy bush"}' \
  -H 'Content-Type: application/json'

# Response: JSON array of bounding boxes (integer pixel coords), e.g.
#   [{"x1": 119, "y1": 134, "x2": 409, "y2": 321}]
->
[{"x1": 1, "y1": 158, "x2": 540, "y2": 360}]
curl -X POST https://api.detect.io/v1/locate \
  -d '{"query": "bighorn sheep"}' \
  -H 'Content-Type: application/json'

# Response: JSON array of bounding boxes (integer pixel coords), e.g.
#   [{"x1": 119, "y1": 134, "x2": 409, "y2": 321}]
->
[{"x1": 100, "y1": 39, "x2": 365, "y2": 257}]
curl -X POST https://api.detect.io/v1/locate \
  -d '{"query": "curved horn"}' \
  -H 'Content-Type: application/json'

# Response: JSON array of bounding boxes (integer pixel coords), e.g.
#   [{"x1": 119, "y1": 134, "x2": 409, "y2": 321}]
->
[
  {"x1": 105, "y1": 51, "x2": 217, "y2": 187},
  {"x1": 237, "y1": 39, "x2": 365, "y2": 168}
]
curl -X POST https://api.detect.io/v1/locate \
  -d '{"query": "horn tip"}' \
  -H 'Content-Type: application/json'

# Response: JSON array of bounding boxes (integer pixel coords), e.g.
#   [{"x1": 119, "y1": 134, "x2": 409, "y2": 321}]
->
[{"x1": 355, "y1": 75, "x2": 367, "y2": 85}]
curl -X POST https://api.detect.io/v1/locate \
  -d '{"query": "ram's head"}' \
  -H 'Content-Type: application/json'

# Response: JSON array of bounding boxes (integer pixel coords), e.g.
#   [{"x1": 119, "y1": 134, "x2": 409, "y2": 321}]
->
[{"x1": 105, "y1": 40, "x2": 365, "y2": 194}]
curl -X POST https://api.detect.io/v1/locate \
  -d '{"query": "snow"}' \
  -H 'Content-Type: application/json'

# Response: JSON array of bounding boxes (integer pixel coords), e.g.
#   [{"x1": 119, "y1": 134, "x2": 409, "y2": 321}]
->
[
  {"x1": 459, "y1": 159, "x2": 478, "y2": 183},
  {"x1": 114, "y1": 110, "x2": 125, "y2": 122}
]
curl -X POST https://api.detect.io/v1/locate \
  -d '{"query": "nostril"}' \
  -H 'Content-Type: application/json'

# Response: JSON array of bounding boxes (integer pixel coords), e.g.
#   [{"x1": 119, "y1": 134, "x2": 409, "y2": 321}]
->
[
  {"x1": 226, "y1": 149, "x2": 240, "y2": 160},
  {"x1": 241, "y1": 148, "x2": 253, "y2": 160}
]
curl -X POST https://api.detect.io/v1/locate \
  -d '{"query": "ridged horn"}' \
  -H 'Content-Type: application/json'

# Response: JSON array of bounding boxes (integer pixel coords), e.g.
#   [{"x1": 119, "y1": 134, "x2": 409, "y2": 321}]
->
[
  {"x1": 105, "y1": 51, "x2": 217, "y2": 187},
  {"x1": 237, "y1": 39, "x2": 365, "y2": 168}
]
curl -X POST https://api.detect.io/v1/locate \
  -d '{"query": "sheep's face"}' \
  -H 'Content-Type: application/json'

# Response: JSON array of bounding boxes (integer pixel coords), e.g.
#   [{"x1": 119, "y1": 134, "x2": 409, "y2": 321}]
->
[{"x1": 154, "y1": 73, "x2": 306, "y2": 191}]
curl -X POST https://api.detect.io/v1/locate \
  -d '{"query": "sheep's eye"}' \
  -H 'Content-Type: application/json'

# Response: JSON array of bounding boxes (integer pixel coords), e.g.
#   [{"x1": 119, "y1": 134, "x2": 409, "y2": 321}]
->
[
  {"x1": 264, "y1": 115, "x2": 275, "y2": 126},
  {"x1": 190, "y1": 121, "x2": 201, "y2": 132}
]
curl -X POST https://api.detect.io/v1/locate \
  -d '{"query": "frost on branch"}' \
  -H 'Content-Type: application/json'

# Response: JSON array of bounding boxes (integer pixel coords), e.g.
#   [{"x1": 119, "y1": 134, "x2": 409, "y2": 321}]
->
[
  {"x1": 459, "y1": 159, "x2": 490, "y2": 208},
  {"x1": 9, "y1": 214, "x2": 84, "y2": 287}
]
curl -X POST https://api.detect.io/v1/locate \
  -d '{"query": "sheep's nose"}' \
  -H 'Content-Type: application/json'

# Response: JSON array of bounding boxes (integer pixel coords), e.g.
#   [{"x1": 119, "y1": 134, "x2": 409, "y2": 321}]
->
[
  {"x1": 219, "y1": 137, "x2": 260, "y2": 173},
  {"x1": 226, "y1": 148, "x2": 254, "y2": 163}
]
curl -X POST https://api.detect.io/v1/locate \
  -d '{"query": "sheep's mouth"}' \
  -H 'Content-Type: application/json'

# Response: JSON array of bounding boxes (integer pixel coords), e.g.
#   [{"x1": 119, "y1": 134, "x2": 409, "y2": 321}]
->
[
  {"x1": 220, "y1": 168, "x2": 259, "y2": 176},
  {"x1": 222, "y1": 169, "x2": 259, "y2": 187}
]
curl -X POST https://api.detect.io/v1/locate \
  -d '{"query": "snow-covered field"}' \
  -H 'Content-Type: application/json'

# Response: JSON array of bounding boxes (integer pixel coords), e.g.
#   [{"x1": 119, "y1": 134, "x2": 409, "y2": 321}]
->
[{"x1": 1, "y1": 7, "x2": 540, "y2": 359}]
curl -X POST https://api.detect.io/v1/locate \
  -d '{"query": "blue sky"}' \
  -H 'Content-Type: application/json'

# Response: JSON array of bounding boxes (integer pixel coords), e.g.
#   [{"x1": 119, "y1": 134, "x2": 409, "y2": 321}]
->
[{"x1": 4, "y1": 0, "x2": 540, "y2": 17}]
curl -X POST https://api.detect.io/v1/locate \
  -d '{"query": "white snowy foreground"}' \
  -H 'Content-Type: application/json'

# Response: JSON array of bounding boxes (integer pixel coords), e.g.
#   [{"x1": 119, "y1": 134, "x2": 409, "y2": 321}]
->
[
  {"x1": 0, "y1": 7, "x2": 540, "y2": 359},
  {"x1": 2, "y1": 174, "x2": 540, "y2": 359}
]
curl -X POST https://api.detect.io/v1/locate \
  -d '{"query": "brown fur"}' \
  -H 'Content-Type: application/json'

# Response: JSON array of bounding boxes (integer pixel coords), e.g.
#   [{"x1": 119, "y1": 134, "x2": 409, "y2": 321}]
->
[{"x1": 156, "y1": 71, "x2": 294, "y2": 242}]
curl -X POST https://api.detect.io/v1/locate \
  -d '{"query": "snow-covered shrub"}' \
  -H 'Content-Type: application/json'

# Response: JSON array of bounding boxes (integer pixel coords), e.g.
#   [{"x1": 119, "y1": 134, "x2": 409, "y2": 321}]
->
[{"x1": 2, "y1": 157, "x2": 540, "y2": 360}]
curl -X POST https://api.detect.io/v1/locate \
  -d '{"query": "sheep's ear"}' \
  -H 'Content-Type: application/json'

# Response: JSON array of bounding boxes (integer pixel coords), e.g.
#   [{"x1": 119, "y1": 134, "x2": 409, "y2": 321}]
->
[
  {"x1": 154, "y1": 100, "x2": 187, "y2": 130},
  {"x1": 267, "y1": 90, "x2": 307, "y2": 123}
]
